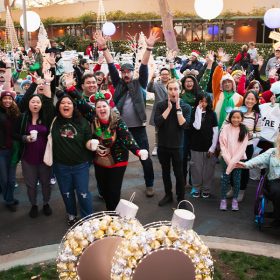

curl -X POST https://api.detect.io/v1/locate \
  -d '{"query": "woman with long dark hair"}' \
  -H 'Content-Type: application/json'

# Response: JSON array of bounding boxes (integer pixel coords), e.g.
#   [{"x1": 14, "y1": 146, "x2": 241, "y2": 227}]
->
[
  {"x1": 52, "y1": 95, "x2": 94, "y2": 226},
  {"x1": 15, "y1": 71, "x2": 55, "y2": 218},
  {"x1": 190, "y1": 93, "x2": 218, "y2": 198},
  {"x1": 219, "y1": 110, "x2": 248, "y2": 211},
  {"x1": 238, "y1": 90, "x2": 261, "y2": 201},
  {"x1": 0, "y1": 90, "x2": 20, "y2": 212}
]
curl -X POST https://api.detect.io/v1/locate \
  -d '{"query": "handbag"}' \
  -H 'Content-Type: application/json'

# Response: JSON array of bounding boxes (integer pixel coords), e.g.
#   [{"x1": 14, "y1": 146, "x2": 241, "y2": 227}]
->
[
  {"x1": 43, "y1": 117, "x2": 57, "y2": 166},
  {"x1": 94, "y1": 145, "x2": 115, "y2": 167}
]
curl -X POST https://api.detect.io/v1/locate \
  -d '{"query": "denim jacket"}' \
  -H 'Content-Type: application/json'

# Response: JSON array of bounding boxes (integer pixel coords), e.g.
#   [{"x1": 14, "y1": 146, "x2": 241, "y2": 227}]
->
[{"x1": 244, "y1": 148, "x2": 280, "y2": 181}]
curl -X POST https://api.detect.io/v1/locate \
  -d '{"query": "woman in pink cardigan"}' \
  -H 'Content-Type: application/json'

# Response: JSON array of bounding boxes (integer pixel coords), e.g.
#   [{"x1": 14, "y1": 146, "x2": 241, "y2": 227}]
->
[{"x1": 219, "y1": 110, "x2": 248, "y2": 211}]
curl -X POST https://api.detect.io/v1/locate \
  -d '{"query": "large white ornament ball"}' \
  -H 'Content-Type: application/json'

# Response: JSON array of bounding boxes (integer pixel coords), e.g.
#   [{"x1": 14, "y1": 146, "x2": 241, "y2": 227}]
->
[
  {"x1": 102, "y1": 22, "x2": 116, "y2": 36},
  {"x1": 264, "y1": 8, "x2": 280, "y2": 29},
  {"x1": 194, "y1": 0, "x2": 224, "y2": 20},
  {"x1": 20, "y1": 11, "x2": 41, "y2": 32}
]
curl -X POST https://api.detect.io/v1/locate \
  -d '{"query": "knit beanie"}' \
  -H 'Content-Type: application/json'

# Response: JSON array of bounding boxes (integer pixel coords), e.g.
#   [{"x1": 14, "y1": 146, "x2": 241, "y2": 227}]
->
[{"x1": 20, "y1": 75, "x2": 32, "y2": 89}]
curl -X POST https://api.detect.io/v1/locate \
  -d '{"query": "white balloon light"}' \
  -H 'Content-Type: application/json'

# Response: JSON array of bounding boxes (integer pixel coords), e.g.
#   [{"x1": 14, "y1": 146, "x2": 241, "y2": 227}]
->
[
  {"x1": 20, "y1": 11, "x2": 41, "y2": 32},
  {"x1": 194, "y1": 0, "x2": 223, "y2": 20},
  {"x1": 102, "y1": 22, "x2": 116, "y2": 36},
  {"x1": 264, "y1": 8, "x2": 280, "y2": 29}
]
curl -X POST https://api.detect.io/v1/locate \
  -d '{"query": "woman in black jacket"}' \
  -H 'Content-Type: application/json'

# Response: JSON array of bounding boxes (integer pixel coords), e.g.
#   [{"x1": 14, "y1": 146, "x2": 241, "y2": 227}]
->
[{"x1": 0, "y1": 90, "x2": 20, "y2": 212}]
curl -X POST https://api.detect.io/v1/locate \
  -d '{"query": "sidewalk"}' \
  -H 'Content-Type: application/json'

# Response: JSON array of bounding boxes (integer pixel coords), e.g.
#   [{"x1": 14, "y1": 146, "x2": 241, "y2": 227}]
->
[{"x1": 1, "y1": 236, "x2": 280, "y2": 271}]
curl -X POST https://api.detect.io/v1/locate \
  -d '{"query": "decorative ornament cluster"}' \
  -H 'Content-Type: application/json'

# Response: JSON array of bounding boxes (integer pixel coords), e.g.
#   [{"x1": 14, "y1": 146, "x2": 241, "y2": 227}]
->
[
  {"x1": 111, "y1": 221, "x2": 214, "y2": 280},
  {"x1": 57, "y1": 212, "x2": 144, "y2": 280}
]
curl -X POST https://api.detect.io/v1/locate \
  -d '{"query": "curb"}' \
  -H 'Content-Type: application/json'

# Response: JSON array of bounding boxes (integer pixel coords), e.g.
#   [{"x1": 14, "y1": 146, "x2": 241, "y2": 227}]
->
[{"x1": 1, "y1": 237, "x2": 280, "y2": 271}]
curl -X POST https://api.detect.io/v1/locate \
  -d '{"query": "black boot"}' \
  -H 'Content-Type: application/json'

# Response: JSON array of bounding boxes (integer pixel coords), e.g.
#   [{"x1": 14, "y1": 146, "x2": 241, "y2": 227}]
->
[{"x1": 158, "y1": 194, "x2": 173, "y2": 206}]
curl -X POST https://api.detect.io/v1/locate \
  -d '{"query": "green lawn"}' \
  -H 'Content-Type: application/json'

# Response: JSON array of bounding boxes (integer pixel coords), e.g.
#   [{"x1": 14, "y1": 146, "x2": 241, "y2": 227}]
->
[{"x1": 0, "y1": 250, "x2": 280, "y2": 280}]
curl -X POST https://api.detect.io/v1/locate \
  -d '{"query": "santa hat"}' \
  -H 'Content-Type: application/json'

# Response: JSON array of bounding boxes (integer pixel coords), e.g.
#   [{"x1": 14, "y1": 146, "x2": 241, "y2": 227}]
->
[
  {"x1": 220, "y1": 73, "x2": 236, "y2": 92},
  {"x1": 190, "y1": 50, "x2": 200, "y2": 58}
]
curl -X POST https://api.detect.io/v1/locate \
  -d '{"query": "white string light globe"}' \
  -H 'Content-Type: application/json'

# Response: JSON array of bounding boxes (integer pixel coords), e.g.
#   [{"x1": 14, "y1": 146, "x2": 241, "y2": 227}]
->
[
  {"x1": 194, "y1": 0, "x2": 224, "y2": 20},
  {"x1": 264, "y1": 8, "x2": 280, "y2": 29},
  {"x1": 20, "y1": 11, "x2": 41, "y2": 32},
  {"x1": 102, "y1": 22, "x2": 116, "y2": 36}
]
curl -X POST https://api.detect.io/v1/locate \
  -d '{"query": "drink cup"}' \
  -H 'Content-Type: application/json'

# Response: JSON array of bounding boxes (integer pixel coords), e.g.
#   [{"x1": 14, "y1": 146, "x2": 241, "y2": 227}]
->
[
  {"x1": 90, "y1": 139, "x2": 99, "y2": 151},
  {"x1": 140, "y1": 150, "x2": 148, "y2": 160},
  {"x1": 30, "y1": 130, "x2": 38, "y2": 141}
]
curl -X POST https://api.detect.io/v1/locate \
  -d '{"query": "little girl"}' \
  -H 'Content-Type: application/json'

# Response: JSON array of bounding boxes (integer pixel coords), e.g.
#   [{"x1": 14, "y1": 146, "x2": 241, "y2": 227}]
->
[
  {"x1": 190, "y1": 93, "x2": 218, "y2": 198},
  {"x1": 219, "y1": 110, "x2": 248, "y2": 211}
]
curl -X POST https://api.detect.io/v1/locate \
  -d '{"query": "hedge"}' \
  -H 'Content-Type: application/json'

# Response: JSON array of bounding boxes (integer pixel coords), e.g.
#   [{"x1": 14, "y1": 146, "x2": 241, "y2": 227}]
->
[{"x1": 1, "y1": 36, "x2": 273, "y2": 62}]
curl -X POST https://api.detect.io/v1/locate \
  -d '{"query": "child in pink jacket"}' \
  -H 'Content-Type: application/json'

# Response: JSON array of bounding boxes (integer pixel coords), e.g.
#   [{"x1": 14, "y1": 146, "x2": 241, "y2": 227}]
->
[{"x1": 219, "y1": 110, "x2": 248, "y2": 211}]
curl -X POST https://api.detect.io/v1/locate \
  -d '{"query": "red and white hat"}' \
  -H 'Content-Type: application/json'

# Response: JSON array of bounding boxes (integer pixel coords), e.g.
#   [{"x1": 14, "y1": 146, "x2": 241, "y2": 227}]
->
[{"x1": 191, "y1": 50, "x2": 200, "y2": 58}]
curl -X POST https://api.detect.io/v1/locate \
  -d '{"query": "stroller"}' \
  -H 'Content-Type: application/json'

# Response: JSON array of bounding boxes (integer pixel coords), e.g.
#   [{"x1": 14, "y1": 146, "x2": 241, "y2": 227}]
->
[{"x1": 254, "y1": 173, "x2": 271, "y2": 230}]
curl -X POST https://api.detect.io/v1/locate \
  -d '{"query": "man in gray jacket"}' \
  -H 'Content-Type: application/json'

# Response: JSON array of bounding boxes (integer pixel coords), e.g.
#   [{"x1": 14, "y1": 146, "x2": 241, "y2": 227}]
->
[
  {"x1": 265, "y1": 47, "x2": 280, "y2": 77},
  {"x1": 95, "y1": 30, "x2": 159, "y2": 197}
]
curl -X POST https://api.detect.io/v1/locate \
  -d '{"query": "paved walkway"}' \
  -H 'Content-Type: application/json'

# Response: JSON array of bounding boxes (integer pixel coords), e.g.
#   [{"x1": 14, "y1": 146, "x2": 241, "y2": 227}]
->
[{"x1": 0, "y1": 107, "x2": 279, "y2": 270}]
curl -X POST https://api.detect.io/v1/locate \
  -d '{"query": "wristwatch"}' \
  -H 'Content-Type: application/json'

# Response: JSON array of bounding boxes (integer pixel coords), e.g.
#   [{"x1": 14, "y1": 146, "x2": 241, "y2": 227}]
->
[{"x1": 176, "y1": 108, "x2": 182, "y2": 112}]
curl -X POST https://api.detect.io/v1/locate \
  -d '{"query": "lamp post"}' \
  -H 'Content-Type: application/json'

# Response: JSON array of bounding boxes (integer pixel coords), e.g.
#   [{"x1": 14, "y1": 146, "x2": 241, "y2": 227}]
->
[{"x1": 22, "y1": 0, "x2": 29, "y2": 49}]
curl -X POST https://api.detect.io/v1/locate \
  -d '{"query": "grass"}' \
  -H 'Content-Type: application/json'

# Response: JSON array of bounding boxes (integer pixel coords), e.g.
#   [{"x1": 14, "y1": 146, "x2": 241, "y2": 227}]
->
[{"x1": 0, "y1": 250, "x2": 280, "y2": 280}]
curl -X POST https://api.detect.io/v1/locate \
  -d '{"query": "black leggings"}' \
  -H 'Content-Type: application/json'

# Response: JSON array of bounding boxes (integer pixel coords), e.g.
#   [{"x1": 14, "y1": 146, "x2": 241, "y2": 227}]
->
[
  {"x1": 94, "y1": 164, "x2": 126, "y2": 211},
  {"x1": 240, "y1": 144, "x2": 254, "y2": 190}
]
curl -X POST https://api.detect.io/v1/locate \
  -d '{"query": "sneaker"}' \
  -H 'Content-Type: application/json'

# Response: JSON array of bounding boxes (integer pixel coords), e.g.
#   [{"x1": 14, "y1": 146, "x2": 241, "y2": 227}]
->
[
  {"x1": 219, "y1": 199, "x2": 227, "y2": 211},
  {"x1": 201, "y1": 192, "x2": 210, "y2": 198},
  {"x1": 68, "y1": 217, "x2": 78, "y2": 227},
  {"x1": 237, "y1": 190, "x2": 245, "y2": 202},
  {"x1": 191, "y1": 191, "x2": 200, "y2": 198},
  {"x1": 43, "y1": 204, "x2": 52, "y2": 216},
  {"x1": 226, "y1": 188, "x2": 233, "y2": 199},
  {"x1": 231, "y1": 199, "x2": 239, "y2": 211},
  {"x1": 29, "y1": 205, "x2": 38, "y2": 218},
  {"x1": 50, "y1": 177, "x2": 56, "y2": 185},
  {"x1": 145, "y1": 187, "x2": 154, "y2": 197},
  {"x1": 6, "y1": 204, "x2": 17, "y2": 212},
  {"x1": 152, "y1": 147, "x2": 157, "y2": 156},
  {"x1": 158, "y1": 195, "x2": 173, "y2": 206},
  {"x1": 190, "y1": 188, "x2": 200, "y2": 198}
]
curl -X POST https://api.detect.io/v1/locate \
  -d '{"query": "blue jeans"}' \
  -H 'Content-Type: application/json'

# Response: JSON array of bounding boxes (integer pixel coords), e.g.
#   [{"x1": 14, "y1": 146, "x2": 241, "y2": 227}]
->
[
  {"x1": 54, "y1": 162, "x2": 93, "y2": 217},
  {"x1": 129, "y1": 126, "x2": 154, "y2": 187},
  {"x1": 0, "y1": 149, "x2": 16, "y2": 205}
]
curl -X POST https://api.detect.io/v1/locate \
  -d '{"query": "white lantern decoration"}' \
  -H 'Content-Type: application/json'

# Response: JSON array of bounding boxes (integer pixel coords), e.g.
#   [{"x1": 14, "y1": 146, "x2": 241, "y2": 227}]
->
[
  {"x1": 102, "y1": 22, "x2": 116, "y2": 36},
  {"x1": 194, "y1": 0, "x2": 223, "y2": 20},
  {"x1": 264, "y1": 8, "x2": 280, "y2": 29},
  {"x1": 20, "y1": 11, "x2": 41, "y2": 32}
]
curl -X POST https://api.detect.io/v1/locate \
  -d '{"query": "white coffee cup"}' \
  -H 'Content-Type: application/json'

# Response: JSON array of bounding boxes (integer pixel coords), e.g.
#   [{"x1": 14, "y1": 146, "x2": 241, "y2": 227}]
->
[
  {"x1": 90, "y1": 139, "x2": 99, "y2": 151},
  {"x1": 140, "y1": 149, "x2": 148, "y2": 160},
  {"x1": 30, "y1": 130, "x2": 38, "y2": 141}
]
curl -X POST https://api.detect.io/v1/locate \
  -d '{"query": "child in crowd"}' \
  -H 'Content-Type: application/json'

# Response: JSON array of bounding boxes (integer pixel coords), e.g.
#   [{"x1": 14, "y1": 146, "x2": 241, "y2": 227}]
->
[
  {"x1": 190, "y1": 93, "x2": 218, "y2": 198},
  {"x1": 219, "y1": 110, "x2": 248, "y2": 211}
]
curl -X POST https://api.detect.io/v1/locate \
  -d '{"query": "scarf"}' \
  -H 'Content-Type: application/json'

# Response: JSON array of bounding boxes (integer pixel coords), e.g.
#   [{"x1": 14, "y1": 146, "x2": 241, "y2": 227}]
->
[
  {"x1": 219, "y1": 91, "x2": 235, "y2": 128},
  {"x1": 180, "y1": 90, "x2": 196, "y2": 108}
]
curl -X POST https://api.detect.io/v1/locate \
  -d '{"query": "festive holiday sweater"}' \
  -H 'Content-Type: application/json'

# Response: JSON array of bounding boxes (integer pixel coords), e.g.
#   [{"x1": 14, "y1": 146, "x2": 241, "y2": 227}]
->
[
  {"x1": 52, "y1": 117, "x2": 92, "y2": 166},
  {"x1": 92, "y1": 118, "x2": 140, "y2": 168}
]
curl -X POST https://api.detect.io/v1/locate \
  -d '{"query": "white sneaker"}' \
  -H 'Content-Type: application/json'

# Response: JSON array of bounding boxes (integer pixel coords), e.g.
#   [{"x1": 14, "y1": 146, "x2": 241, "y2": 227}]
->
[
  {"x1": 237, "y1": 190, "x2": 245, "y2": 202},
  {"x1": 152, "y1": 147, "x2": 157, "y2": 156},
  {"x1": 50, "y1": 178, "x2": 56, "y2": 185}
]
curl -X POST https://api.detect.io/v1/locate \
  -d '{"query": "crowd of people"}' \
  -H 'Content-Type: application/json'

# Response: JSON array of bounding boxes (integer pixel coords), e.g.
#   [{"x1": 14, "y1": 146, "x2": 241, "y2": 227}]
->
[{"x1": 0, "y1": 33, "x2": 279, "y2": 228}]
